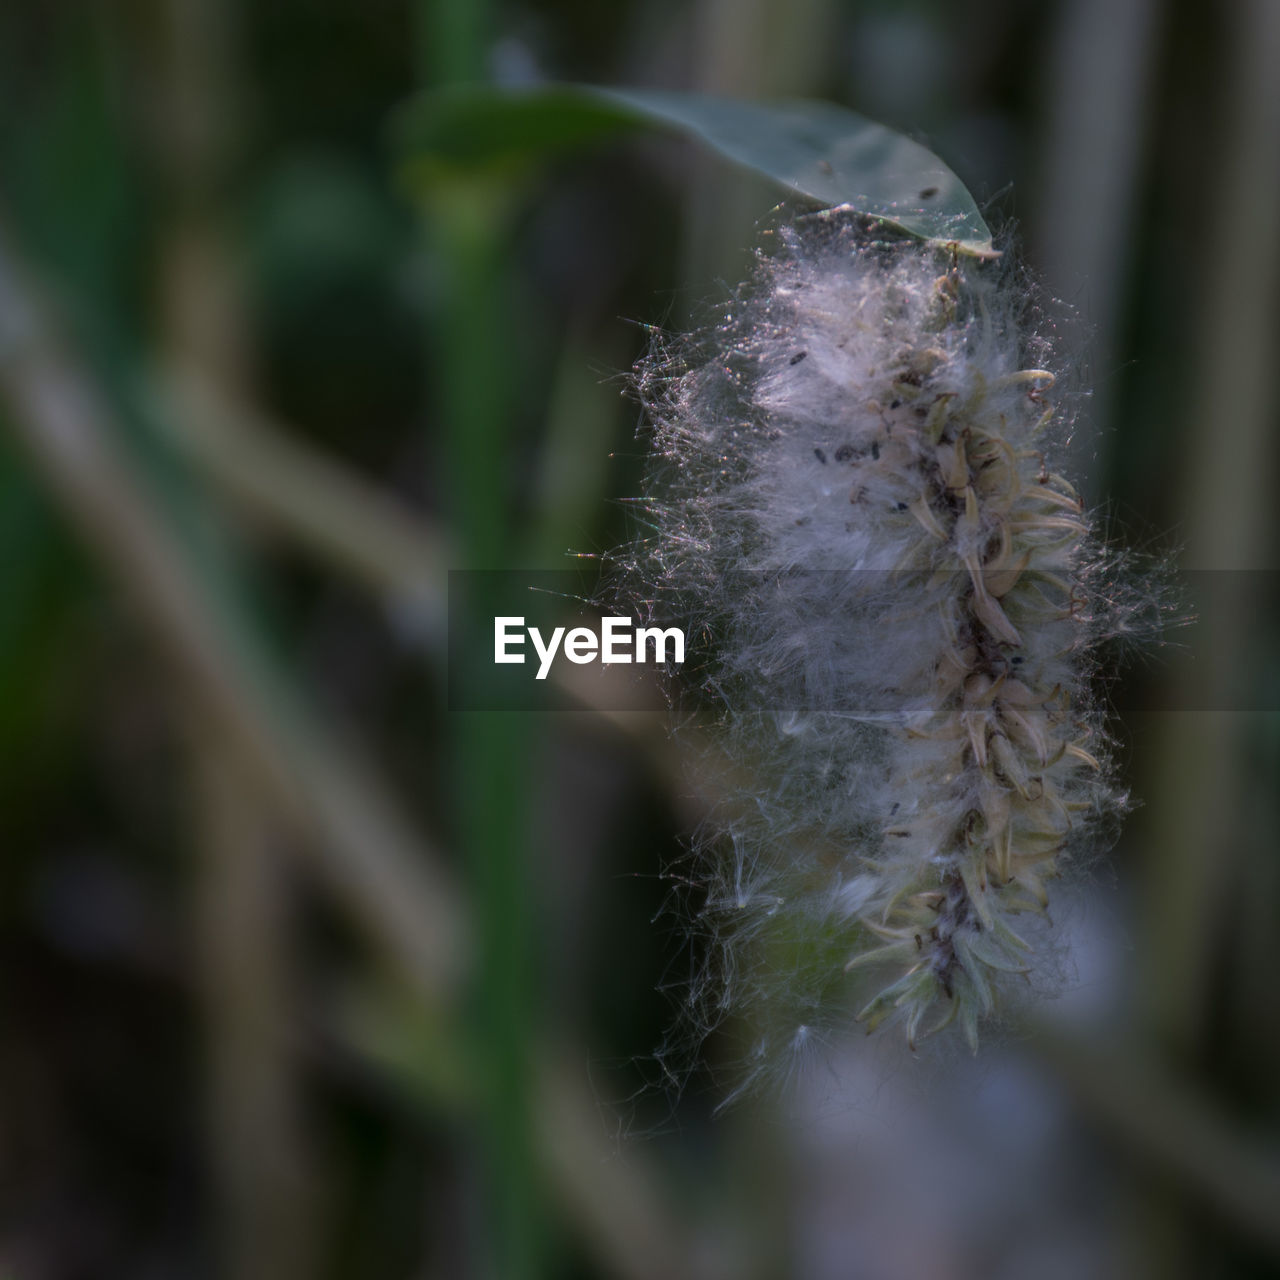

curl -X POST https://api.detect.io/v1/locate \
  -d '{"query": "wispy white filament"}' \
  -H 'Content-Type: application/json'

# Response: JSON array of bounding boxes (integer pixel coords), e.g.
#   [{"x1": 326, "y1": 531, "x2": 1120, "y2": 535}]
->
[{"x1": 626, "y1": 210, "x2": 1154, "y2": 1096}]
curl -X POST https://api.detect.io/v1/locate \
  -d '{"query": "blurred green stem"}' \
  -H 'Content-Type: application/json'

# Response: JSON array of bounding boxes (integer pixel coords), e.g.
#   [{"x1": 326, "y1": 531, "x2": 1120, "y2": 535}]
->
[
  {"x1": 150, "y1": 0, "x2": 319, "y2": 1271},
  {"x1": 1134, "y1": 6, "x2": 1280, "y2": 1262},
  {"x1": 191, "y1": 733, "x2": 316, "y2": 1280},
  {"x1": 428, "y1": 178, "x2": 544, "y2": 1280},
  {"x1": 680, "y1": 0, "x2": 836, "y2": 298},
  {"x1": 417, "y1": 0, "x2": 487, "y2": 86},
  {"x1": 416, "y1": 0, "x2": 544, "y2": 1253},
  {"x1": 1140, "y1": 0, "x2": 1280, "y2": 1057},
  {"x1": 1034, "y1": 0, "x2": 1160, "y2": 499}
]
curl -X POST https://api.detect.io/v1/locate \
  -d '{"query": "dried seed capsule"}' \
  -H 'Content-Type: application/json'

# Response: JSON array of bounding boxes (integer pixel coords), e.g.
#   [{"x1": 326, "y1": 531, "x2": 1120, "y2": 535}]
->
[{"x1": 626, "y1": 210, "x2": 1154, "y2": 1098}]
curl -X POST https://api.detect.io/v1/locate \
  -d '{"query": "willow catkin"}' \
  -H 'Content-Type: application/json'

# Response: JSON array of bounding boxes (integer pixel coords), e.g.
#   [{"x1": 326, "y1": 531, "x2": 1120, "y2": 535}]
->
[{"x1": 627, "y1": 210, "x2": 1153, "y2": 1096}]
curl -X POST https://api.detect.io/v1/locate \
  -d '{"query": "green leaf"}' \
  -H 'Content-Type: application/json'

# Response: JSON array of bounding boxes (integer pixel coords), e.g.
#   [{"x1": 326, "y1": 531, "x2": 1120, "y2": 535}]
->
[
  {"x1": 600, "y1": 89, "x2": 993, "y2": 255},
  {"x1": 391, "y1": 83, "x2": 993, "y2": 255}
]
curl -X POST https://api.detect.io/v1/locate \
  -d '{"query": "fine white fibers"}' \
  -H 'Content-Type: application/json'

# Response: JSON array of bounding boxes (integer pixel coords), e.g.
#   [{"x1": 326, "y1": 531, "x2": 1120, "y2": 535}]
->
[{"x1": 624, "y1": 210, "x2": 1152, "y2": 1097}]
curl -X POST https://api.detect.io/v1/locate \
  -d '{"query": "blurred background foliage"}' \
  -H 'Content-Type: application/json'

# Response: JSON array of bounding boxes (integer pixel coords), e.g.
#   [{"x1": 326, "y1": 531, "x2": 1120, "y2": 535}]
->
[{"x1": 0, "y1": 1, "x2": 1278, "y2": 1278}]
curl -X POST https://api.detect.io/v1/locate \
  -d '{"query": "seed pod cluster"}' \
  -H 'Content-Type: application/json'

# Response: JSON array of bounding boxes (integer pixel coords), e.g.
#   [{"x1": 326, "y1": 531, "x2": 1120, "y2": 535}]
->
[{"x1": 630, "y1": 211, "x2": 1148, "y2": 1089}]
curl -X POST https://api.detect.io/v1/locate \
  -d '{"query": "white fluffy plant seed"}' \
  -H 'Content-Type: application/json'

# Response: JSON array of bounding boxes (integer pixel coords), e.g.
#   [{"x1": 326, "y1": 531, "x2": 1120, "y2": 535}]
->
[{"x1": 627, "y1": 209, "x2": 1142, "y2": 1095}]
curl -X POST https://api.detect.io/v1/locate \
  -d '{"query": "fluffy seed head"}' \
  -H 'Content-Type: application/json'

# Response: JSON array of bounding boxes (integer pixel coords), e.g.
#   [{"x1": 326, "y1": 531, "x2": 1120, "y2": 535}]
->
[{"x1": 624, "y1": 210, "x2": 1153, "y2": 1096}]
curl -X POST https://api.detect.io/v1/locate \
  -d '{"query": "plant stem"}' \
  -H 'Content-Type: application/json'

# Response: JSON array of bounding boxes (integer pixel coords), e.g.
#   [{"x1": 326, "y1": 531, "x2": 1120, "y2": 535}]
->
[{"x1": 415, "y1": 0, "x2": 545, "y2": 1266}]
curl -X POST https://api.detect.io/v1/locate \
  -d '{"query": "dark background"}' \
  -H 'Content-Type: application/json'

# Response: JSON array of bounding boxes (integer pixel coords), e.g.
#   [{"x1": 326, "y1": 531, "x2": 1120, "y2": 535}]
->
[{"x1": 0, "y1": 1, "x2": 1278, "y2": 1277}]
